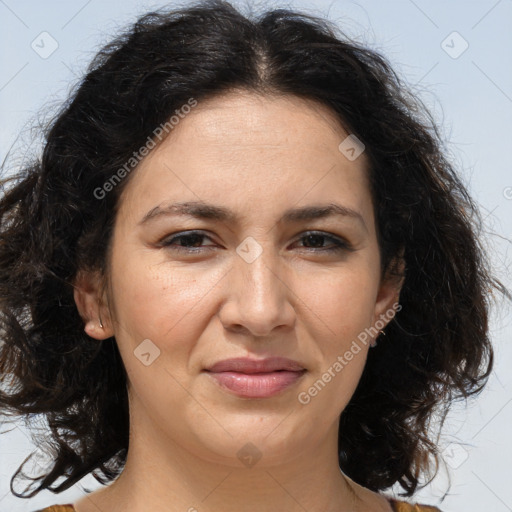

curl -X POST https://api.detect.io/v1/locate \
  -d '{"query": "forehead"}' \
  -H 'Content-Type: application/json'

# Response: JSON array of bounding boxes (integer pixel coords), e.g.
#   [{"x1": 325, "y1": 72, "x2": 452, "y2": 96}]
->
[
  {"x1": 117, "y1": 90, "x2": 372, "y2": 226},
  {"x1": 180, "y1": 90, "x2": 349, "y2": 145}
]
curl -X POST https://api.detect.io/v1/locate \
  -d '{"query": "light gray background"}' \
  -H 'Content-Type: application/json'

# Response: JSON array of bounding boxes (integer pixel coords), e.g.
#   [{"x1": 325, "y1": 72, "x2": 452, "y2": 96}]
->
[{"x1": 0, "y1": 1, "x2": 511, "y2": 511}]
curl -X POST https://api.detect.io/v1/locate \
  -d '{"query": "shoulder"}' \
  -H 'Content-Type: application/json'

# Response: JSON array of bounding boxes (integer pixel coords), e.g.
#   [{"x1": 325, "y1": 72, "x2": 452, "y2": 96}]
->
[
  {"x1": 34, "y1": 505, "x2": 75, "y2": 512},
  {"x1": 389, "y1": 498, "x2": 442, "y2": 511},
  {"x1": 35, "y1": 499, "x2": 443, "y2": 512}
]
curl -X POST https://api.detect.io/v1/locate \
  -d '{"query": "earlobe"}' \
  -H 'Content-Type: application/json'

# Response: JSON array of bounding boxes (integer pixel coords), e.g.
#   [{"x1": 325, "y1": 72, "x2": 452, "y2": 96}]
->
[
  {"x1": 373, "y1": 254, "x2": 405, "y2": 330},
  {"x1": 73, "y1": 269, "x2": 114, "y2": 340}
]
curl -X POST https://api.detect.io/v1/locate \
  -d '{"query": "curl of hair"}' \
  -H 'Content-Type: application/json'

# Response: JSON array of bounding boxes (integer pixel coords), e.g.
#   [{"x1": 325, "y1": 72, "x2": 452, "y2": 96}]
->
[{"x1": 0, "y1": 0, "x2": 507, "y2": 500}]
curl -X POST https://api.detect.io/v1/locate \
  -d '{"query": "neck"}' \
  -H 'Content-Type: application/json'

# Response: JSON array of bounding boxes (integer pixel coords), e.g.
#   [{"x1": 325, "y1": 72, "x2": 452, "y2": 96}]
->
[{"x1": 73, "y1": 402, "x2": 383, "y2": 512}]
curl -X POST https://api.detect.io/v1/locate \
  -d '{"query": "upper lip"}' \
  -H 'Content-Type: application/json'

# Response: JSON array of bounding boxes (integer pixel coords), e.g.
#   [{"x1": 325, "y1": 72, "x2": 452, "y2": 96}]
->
[{"x1": 205, "y1": 357, "x2": 305, "y2": 374}]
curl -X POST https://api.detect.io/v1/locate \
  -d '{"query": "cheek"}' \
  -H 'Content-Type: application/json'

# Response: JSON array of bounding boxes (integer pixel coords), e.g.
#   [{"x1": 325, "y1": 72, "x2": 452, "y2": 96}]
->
[
  {"x1": 292, "y1": 262, "x2": 378, "y2": 410},
  {"x1": 108, "y1": 252, "x2": 228, "y2": 361},
  {"x1": 296, "y1": 261, "x2": 378, "y2": 343}
]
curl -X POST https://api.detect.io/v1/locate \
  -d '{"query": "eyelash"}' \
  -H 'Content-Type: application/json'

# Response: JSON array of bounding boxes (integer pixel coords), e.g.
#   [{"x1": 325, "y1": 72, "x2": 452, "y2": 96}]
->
[{"x1": 159, "y1": 230, "x2": 352, "y2": 254}]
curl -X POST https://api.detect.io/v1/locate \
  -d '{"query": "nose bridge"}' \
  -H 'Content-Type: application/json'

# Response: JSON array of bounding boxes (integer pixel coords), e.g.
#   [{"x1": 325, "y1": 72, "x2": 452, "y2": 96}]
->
[
  {"x1": 240, "y1": 241, "x2": 280, "y2": 307},
  {"x1": 220, "y1": 237, "x2": 294, "y2": 336}
]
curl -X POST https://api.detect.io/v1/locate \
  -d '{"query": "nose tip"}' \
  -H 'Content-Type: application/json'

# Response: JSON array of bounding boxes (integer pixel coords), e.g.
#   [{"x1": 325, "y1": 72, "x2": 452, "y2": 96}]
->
[
  {"x1": 217, "y1": 253, "x2": 296, "y2": 338},
  {"x1": 224, "y1": 321, "x2": 284, "y2": 338}
]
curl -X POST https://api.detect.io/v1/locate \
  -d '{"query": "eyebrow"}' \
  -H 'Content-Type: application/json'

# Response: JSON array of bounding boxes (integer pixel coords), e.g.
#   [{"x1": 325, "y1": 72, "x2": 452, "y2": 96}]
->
[{"x1": 139, "y1": 201, "x2": 367, "y2": 231}]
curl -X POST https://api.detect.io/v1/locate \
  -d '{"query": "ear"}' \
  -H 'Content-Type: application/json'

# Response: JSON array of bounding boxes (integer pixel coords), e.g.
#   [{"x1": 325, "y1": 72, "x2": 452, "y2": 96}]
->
[
  {"x1": 73, "y1": 269, "x2": 114, "y2": 340},
  {"x1": 372, "y1": 252, "x2": 405, "y2": 330}
]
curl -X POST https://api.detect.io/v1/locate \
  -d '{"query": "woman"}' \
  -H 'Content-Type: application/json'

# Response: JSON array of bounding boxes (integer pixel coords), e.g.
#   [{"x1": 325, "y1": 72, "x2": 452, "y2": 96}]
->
[{"x1": 0, "y1": 1, "x2": 505, "y2": 511}]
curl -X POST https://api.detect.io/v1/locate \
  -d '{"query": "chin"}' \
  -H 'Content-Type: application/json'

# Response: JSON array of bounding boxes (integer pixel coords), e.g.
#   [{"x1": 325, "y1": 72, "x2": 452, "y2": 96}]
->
[
  {"x1": 186, "y1": 413, "x2": 317, "y2": 467},
  {"x1": 196, "y1": 434, "x2": 306, "y2": 469}
]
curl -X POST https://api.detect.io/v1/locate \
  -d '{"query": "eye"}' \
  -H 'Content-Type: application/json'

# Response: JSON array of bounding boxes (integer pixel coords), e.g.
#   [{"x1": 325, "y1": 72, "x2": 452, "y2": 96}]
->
[
  {"x1": 159, "y1": 230, "x2": 352, "y2": 254},
  {"x1": 292, "y1": 231, "x2": 352, "y2": 253},
  {"x1": 159, "y1": 231, "x2": 216, "y2": 253}
]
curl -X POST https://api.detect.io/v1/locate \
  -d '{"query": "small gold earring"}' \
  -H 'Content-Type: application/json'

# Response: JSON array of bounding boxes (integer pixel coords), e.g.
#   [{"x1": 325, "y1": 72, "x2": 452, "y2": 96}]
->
[{"x1": 99, "y1": 315, "x2": 104, "y2": 329}]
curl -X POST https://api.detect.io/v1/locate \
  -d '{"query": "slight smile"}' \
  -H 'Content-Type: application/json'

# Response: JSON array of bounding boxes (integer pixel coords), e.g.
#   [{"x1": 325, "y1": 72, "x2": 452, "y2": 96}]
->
[{"x1": 203, "y1": 357, "x2": 307, "y2": 398}]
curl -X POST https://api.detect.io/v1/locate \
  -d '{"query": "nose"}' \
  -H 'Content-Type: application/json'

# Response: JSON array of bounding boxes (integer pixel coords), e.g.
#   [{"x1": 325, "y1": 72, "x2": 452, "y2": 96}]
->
[{"x1": 217, "y1": 242, "x2": 296, "y2": 338}]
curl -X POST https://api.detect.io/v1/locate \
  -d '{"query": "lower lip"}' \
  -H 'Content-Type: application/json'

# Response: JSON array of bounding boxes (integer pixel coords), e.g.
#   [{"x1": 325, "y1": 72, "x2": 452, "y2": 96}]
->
[{"x1": 206, "y1": 370, "x2": 306, "y2": 398}]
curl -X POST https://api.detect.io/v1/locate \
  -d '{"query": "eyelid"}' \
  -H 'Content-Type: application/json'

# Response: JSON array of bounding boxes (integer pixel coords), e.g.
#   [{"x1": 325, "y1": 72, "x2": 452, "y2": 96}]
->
[
  {"x1": 158, "y1": 230, "x2": 216, "y2": 248},
  {"x1": 295, "y1": 231, "x2": 353, "y2": 250}
]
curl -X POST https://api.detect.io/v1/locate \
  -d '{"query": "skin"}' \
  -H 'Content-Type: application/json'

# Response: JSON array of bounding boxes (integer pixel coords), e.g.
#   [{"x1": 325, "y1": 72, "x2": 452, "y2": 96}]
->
[{"x1": 73, "y1": 90, "x2": 403, "y2": 512}]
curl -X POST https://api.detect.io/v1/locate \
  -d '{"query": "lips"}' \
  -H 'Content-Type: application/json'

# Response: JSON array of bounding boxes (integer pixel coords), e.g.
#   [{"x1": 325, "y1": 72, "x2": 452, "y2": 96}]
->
[
  {"x1": 204, "y1": 357, "x2": 306, "y2": 398},
  {"x1": 206, "y1": 357, "x2": 305, "y2": 374}
]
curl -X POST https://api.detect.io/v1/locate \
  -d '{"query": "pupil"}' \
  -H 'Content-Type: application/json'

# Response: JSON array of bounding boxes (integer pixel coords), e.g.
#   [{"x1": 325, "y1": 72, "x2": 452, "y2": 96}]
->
[
  {"x1": 182, "y1": 234, "x2": 202, "y2": 247},
  {"x1": 305, "y1": 235, "x2": 323, "y2": 247}
]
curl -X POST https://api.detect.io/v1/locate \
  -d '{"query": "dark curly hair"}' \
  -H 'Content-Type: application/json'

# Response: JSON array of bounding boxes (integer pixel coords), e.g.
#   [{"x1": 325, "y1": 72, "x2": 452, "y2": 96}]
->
[{"x1": 0, "y1": 0, "x2": 507, "y2": 501}]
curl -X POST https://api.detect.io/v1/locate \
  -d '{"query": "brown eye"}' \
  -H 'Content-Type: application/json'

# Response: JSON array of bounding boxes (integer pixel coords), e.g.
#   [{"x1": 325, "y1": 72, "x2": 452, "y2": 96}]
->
[
  {"x1": 160, "y1": 231, "x2": 216, "y2": 253},
  {"x1": 293, "y1": 231, "x2": 352, "y2": 252}
]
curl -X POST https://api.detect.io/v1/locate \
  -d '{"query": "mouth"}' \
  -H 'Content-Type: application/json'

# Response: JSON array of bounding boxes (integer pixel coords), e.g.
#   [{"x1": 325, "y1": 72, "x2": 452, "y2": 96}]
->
[{"x1": 203, "y1": 357, "x2": 306, "y2": 399}]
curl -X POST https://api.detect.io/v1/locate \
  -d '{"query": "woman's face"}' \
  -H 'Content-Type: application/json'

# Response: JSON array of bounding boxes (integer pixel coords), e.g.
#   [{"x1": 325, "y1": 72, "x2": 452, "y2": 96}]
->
[{"x1": 82, "y1": 91, "x2": 401, "y2": 467}]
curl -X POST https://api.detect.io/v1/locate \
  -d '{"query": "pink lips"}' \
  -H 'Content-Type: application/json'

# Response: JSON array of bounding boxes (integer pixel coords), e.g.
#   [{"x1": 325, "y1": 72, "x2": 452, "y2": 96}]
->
[{"x1": 204, "y1": 357, "x2": 306, "y2": 398}]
